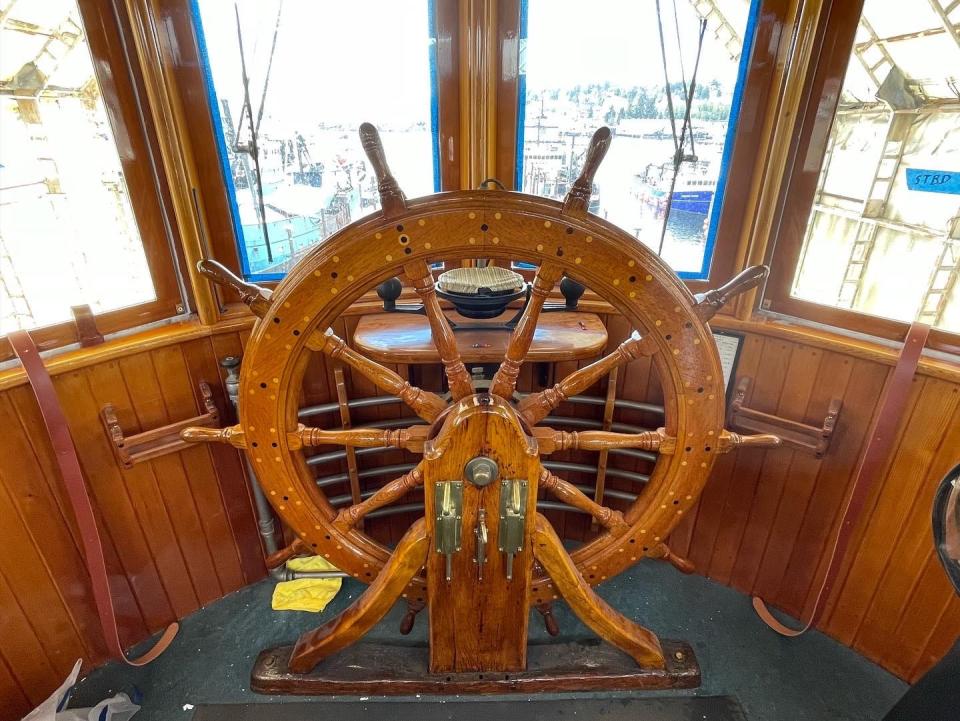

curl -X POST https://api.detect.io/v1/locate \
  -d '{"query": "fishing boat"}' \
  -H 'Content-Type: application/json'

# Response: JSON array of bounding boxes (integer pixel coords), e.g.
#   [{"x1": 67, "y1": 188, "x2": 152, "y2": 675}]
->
[{"x1": 633, "y1": 157, "x2": 717, "y2": 215}]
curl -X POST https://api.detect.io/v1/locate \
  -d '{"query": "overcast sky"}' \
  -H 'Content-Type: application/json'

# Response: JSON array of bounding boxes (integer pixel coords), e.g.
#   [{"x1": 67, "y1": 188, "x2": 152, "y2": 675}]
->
[{"x1": 196, "y1": 0, "x2": 749, "y2": 131}]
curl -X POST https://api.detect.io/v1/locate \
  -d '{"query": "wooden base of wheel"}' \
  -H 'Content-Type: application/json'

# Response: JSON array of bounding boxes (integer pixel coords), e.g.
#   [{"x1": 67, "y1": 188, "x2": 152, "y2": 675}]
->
[{"x1": 251, "y1": 639, "x2": 700, "y2": 695}]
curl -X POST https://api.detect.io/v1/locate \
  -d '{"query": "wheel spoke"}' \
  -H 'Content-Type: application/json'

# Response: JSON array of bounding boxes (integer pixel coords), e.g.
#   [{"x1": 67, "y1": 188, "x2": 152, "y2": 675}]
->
[
  {"x1": 533, "y1": 427, "x2": 780, "y2": 454},
  {"x1": 291, "y1": 425, "x2": 429, "y2": 452},
  {"x1": 333, "y1": 464, "x2": 424, "y2": 531},
  {"x1": 538, "y1": 466, "x2": 628, "y2": 534},
  {"x1": 534, "y1": 427, "x2": 672, "y2": 454},
  {"x1": 404, "y1": 259, "x2": 475, "y2": 400},
  {"x1": 308, "y1": 328, "x2": 447, "y2": 421},
  {"x1": 489, "y1": 262, "x2": 564, "y2": 400},
  {"x1": 517, "y1": 330, "x2": 657, "y2": 425}
]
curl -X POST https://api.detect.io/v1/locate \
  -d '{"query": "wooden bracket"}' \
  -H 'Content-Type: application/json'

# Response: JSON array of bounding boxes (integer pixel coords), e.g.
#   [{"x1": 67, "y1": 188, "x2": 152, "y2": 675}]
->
[
  {"x1": 728, "y1": 376, "x2": 841, "y2": 458},
  {"x1": 101, "y1": 381, "x2": 220, "y2": 468}
]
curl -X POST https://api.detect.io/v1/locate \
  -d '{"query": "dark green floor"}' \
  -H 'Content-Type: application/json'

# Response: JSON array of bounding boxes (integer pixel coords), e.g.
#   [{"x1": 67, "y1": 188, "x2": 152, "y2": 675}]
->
[{"x1": 71, "y1": 560, "x2": 906, "y2": 720}]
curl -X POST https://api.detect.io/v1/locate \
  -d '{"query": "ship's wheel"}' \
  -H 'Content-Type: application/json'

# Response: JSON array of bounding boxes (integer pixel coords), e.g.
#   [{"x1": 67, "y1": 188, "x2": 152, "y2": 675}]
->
[{"x1": 185, "y1": 124, "x2": 777, "y2": 692}]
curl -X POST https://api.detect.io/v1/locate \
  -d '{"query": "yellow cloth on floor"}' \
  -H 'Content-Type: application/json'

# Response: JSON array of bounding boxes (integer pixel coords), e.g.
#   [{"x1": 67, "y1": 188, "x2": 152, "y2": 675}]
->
[{"x1": 271, "y1": 556, "x2": 342, "y2": 613}]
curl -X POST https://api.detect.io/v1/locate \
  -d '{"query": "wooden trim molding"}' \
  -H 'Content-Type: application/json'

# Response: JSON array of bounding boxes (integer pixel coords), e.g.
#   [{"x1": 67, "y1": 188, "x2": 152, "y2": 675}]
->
[
  {"x1": 0, "y1": 317, "x2": 254, "y2": 393},
  {"x1": 121, "y1": 0, "x2": 221, "y2": 325}
]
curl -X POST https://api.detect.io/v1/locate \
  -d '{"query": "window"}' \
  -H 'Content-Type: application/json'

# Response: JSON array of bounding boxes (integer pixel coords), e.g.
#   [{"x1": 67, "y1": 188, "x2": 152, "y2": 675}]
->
[
  {"x1": 0, "y1": 0, "x2": 182, "y2": 355},
  {"x1": 193, "y1": 0, "x2": 441, "y2": 281},
  {"x1": 766, "y1": 0, "x2": 960, "y2": 345},
  {"x1": 516, "y1": 0, "x2": 758, "y2": 278}
]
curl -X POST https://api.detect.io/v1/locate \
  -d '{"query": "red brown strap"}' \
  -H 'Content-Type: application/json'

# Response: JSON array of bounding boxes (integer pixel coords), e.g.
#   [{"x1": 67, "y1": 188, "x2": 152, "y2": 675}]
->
[
  {"x1": 9, "y1": 330, "x2": 177, "y2": 665},
  {"x1": 753, "y1": 322, "x2": 930, "y2": 636}
]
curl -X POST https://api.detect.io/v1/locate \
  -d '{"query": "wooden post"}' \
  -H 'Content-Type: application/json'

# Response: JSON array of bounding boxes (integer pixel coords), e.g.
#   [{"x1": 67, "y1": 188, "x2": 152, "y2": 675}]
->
[
  {"x1": 593, "y1": 366, "x2": 619, "y2": 531},
  {"x1": 334, "y1": 368, "x2": 363, "y2": 520}
]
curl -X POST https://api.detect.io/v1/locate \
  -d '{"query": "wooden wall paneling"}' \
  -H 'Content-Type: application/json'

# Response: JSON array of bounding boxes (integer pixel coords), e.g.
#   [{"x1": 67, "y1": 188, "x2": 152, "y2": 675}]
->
[
  {"x1": 776, "y1": 357, "x2": 887, "y2": 613},
  {"x1": 7, "y1": 382, "x2": 149, "y2": 646},
  {"x1": 822, "y1": 377, "x2": 952, "y2": 646},
  {"x1": 909, "y1": 596, "x2": 960, "y2": 681},
  {"x1": 156, "y1": 341, "x2": 250, "y2": 593},
  {"x1": 118, "y1": 351, "x2": 222, "y2": 606},
  {"x1": 731, "y1": 345, "x2": 828, "y2": 593},
  {"x1": 886, "y1": 553, "x2": 960, "y2": 680},
  {"x1": 55, "y1": 367, "x2": 177, "y2": 630},
  {"x1": 0, "y1": 390, "x2": 107, "y2": 660},
  {"x1": 183, "y1": 335, "x2": 265, "y2": 584},
  {"x1": 0, "y1": 653, "x2": 31, "y2": 721},
  {"x1": 0, "y1": 568, "x2": 59, "y2": 709},
  {"x1": 852, "y1": 397, "x2": 960, "y2": 667},
  {"x1": 83, "y1": 361, "x2": 198, "y2": 619},
  {"x1": 685, "y1": 334, "x2": 765, "y2": 571},
  {"x1": 705, "y1": 338, "x2": 798, "y2": 584},
  {"x1": 0, "y1": 479, "x2": 90, "y2": 678},
  {"x1": 746, "y1": 349, "x2": 853, "y2": 603}
]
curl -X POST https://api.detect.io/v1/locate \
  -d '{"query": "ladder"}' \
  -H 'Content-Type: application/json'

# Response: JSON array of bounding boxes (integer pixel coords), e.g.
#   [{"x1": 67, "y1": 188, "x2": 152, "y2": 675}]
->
[
  {"x1": 927, "y1": 0, "x2": 960, "y2": 53},
  {"x1": 689, "y1": 0, "x2": 742, "y2": 61},
  {"x1": 0, "y1": 232, "x2": 36, "y2": 331},
  {"x1": 918, "y1": 217, "x2": 960, "y2": 326},
  {"x1": 836, "y1": 112, "x2": 913, "y2": 309},
  {"x1": 852, "y1": 17, "x2": 897, "y2": 91}
]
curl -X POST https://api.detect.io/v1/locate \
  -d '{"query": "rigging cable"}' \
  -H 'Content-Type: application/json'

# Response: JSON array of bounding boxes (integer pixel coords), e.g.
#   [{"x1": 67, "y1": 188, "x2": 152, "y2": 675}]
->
[
  {"x1": 656, "y1": 17, "x2": 708, "y2": 257},
  {"x1": 654, "y1": 0, "x2": 679, "y2": 157},
  {"x1": 671, "y1": 0, "x2": 696, "y2": 158},
  {"x1": 255, "y1": 0, "x2": 285, "y2": 135},
  {"x1": 233, "y1": 1, "x2": 285, "y2": 264},
  {"x1": 233, "y1": 3, "x2": 272, "y2": 262}
]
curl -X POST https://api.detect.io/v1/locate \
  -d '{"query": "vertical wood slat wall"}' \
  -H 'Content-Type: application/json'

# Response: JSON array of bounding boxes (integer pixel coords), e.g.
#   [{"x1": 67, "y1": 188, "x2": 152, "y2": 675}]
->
[
  {"x1": 0, "y1": 319, "x2": 957, "y2": 717},
  {"x1": 0, "y1": 331, "x2": 263, "y2": 719},
  {"x1": 662, "y1": 332, "x2": 960, "y2": 683}
]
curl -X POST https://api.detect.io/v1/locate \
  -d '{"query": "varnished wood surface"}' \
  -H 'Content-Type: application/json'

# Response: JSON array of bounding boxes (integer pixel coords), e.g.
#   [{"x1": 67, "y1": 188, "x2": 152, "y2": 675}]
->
[
  {"x1": 0, "y1": 328, "x2": 263, "y2": 719},
  {"x1": 2, "y1": 313, "x2": 958, "y2": 716},
  {"x1": 533, "y1": 514, "x2": 664, "y2": 668},
  {"x1": 404, "y1": 259, "x2": 475, "y2": 400},
  {"x1": 489, "y1": 262, "x2": 563, "y2": 398},
  {"x1": 235, "y1": 187, "x2": 729, "y2": 630},
  {"x1": 289, "y1": 519, "x2": 428, "y2": 673},
  {"x1": 664, "y1": 327, "x2": 960, "y2": 683},
  {"x1": 353, "y1": 310, "x2": 609, "y2": 364},
  {"x1": 423, "y1": 395, "x2": 538, "y2": 673},
  {"x1": 252, "y1": 639, "x2": 700, "y2": 695}
]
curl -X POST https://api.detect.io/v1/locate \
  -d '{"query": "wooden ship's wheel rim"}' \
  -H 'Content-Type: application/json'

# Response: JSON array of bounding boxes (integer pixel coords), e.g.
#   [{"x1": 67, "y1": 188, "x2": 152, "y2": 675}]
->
[
  {"x1": 189, "y1": 125, "x2": 775, "y2": 607},
  {"x1": 240, "y1": 197, "x2": 724, "y2": 598}
]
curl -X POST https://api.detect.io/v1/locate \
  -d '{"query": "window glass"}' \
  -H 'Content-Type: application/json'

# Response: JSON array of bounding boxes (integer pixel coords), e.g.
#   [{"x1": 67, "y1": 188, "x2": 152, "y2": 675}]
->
[
  {"x1": 790, "y1": 0, "x2": 960, "y2": 332},
  {"x1": 0, "y1": 0, "x2": 155, "y2": 334},
  {"x1": 194, "y1": 0, "x2": 439, "y2": 280},
  {"x1": 517, "y1": 0, "x2": 757, "y2": 278}
]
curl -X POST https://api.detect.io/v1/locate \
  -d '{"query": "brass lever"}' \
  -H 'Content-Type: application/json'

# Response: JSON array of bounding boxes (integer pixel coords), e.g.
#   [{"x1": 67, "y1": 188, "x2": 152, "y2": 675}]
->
[
  {"x1": 499, "y1": 479, "x2": 527, "y2": 581},
  {"x1": 474, "y1": 508, "x2": 488, "y2": 581},
  {"x1": 434, "y1": 482, "x2": 463, "y2": 582}
]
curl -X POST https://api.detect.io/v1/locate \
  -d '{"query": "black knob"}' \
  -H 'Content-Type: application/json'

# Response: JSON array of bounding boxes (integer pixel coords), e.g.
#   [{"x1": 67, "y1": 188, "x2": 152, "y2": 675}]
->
[
  {"x1": 560, "y1": 277, "x2": 586, "y2": 310},
  {"x1": 377, "y1": 277, "x2": 403, "y2": 311}
]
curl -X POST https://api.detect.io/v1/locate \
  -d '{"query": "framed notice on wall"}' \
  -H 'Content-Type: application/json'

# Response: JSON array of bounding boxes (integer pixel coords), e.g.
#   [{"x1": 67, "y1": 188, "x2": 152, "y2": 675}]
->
[{"x1": 712, "y1": 330, "x2": 744, "y2": 402}]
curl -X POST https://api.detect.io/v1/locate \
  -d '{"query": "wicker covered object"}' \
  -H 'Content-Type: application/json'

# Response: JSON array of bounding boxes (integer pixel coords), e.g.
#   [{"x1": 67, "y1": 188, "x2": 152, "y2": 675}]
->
[{"x1": 437, "y1": 266, "x2": 525, "y2": 295}]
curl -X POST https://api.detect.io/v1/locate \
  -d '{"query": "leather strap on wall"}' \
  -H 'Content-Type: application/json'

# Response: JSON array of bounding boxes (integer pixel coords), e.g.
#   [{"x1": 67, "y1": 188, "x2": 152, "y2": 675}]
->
[
  {"x1": 753, "y1": 321, "x2": 931, "y2": 636},
  {"x1": 9, "y1": 330, "x2": 178, "y2": 665}
]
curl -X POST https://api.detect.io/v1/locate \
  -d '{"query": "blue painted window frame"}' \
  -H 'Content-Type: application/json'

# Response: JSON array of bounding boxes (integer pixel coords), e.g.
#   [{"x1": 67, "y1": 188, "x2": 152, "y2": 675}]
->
[
  {"x1": 514, "y1": 0, "x2": 761, "y2": 281},
  {"x1": 190, "y1": 0, "x2": 442, "y2": 282}
]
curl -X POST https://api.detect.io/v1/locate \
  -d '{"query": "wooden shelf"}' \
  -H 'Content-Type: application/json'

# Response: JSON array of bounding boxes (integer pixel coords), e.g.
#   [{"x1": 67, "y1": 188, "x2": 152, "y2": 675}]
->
[{"x1": 353, "y1": 311, "x2": 608, "y2": 364}]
